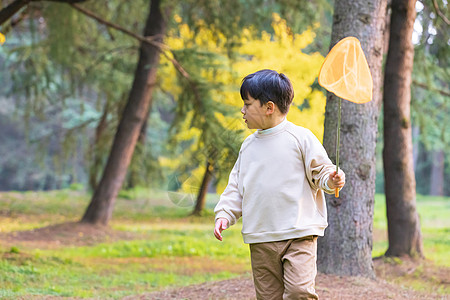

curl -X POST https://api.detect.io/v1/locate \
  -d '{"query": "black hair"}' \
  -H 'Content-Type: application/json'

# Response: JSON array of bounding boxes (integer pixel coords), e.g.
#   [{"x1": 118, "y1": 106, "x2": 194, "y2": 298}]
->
[{"x1": 240, "y1": 69, "x2": 294, "y2": 114}]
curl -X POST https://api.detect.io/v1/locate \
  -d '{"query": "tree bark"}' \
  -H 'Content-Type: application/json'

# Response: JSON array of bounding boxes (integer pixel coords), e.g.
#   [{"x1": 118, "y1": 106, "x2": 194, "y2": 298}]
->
[
  {"x1": 81, "y1": 0, "x2": 165, "y2": 225},
  {"x1": 383, "y1": 0, "x2": 423, "y2": 257},
  {"x1": 318, "y1": 0, "x2": 387, "y2": 277},
  {"x1": 191, "y1": 160, "x2": 214, "y2": 216}
]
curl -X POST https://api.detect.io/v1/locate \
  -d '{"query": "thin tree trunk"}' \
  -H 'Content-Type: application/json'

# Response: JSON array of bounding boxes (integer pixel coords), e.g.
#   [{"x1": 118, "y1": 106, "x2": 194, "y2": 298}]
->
[
  {"x1": 429, "y1": 150, "x2": 444, "y2": 196},
  {"x1": 412, "y1": 125, "x2": 419, "y2": 170},
  {"x1": 81, "y1": 0, "x2": 165, "y2": 225},
  {"x1": 318, "y1": 0, "x2": 387, "y2": 277},
  {"x1": 89, "y1": 101, "x2": 109, "y2": 191},
  {"x1": 191, "y1": 160, "x2": 214, "y2": 216},
  {"x1": 383, "y1": 0, "x2": 423, "y2": 257},
  {"x1": 126, "y1": 114, "x2": 148, "y2": 189}
]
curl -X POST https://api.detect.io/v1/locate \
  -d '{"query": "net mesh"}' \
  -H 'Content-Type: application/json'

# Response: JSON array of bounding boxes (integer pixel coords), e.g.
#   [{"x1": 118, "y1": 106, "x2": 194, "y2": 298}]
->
[{"x1": 318, "y1": 37, "x2": 373, "y2": 103}]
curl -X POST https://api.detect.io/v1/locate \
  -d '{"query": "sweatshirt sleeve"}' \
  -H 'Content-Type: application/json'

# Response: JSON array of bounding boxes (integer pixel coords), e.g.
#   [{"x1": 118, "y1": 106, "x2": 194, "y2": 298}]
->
[
  {"x1": 214, "y1": 154, "x2": 243, "y2": 226},
  {"x1": 301, "y1": 130, "x2": 337, "y2": 194}
]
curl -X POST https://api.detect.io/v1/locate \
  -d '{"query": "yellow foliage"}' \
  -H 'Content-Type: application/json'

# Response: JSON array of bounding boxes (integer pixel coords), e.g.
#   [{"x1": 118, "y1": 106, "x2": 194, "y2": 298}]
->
[
  {"x1": 215, "y1": 179, "x2": 228, "y2": 195},
  {"x1": 158, "y1": 110, "x2": 201, "y2": 175},
  {"x1": 159, "y1": 14, "x2": 326, "y2": 194},
  {"x1": 0, "y1": 32, "x2": 5, "y2": 45},
  {"x1": 170, "y1": 111, "x2": 201, "y2": 141},
  {"x1": 287, "y1": 90, "x2": 326, "y2": 139},
  {"x1": 159, "y1": 156, "x2": 178, "y2": 169},
  {"x1": 235, "y1": 13, "x2": 326, "y2": 141},
  {"x1": 173, "y1": 14, "x2": 182, "y2": 24},
  {"x1": 180, "y1": 165, "x2": 205, "y2": 194}
]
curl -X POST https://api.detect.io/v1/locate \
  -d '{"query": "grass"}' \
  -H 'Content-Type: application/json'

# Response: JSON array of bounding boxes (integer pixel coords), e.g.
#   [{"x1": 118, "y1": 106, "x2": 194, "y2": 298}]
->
[
  {"x1": 0, "y1": 189, "x2": 250, "y2": 298},
  {"x1": 0, "y1": 189, "x2": 448, "y2": 298},
  {"x1": 372, "y1": 194, "x2": 450, "y2": 267}
]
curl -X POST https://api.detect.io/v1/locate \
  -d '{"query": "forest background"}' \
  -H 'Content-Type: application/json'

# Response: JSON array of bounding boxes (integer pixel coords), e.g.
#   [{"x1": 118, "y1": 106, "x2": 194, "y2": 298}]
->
[
  {"x1": 0, "y1": 0, "x2": 447, "y2": 198},
  {"x1": 0, "y1": 0, "x2": 449, "y2": 298}
]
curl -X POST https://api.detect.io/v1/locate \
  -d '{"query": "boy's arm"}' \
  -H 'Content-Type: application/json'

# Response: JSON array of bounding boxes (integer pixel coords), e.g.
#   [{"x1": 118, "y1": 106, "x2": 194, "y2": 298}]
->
[
  {"x1": 302, "y1": 130, "x2": 345, "y2": 194},
  {"x1": 214, "y1": 155, "x2": 243, "y2": 229}
]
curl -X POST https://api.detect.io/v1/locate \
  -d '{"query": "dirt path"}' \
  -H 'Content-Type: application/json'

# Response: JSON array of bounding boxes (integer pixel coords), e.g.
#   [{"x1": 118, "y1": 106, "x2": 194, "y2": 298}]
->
[{"x1": 124, "y1": 273, "x2": 447, "y2": 300}]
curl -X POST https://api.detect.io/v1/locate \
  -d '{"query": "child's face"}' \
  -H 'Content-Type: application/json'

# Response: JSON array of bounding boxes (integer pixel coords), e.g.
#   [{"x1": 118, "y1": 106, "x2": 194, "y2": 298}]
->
[{"x1": 241, "y1": 96, "x2": 268, "y2": 129}]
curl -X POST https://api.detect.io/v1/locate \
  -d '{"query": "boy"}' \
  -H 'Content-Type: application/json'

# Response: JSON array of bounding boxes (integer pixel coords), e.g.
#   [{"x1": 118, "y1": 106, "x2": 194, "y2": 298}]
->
[{"x1": 213, "y1": 69, "x2": 345, "y2": 300}]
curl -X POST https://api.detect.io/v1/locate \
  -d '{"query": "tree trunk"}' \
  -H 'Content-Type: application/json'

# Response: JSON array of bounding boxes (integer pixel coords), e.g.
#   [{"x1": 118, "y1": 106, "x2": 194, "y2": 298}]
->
[
  {"x1": 429, "y1": 150, "x2": 444, "y2": 196},
  {"x1": 383, "y1": 0, "x2": 423, "y2": 257},
  {"x1": 81, "y1": 0, "x2": 165, "y2": 225},
  {"x1": 318, "y1": 0, "x2": 387, "y2": 277},
  {"x1": 89, "y1": 101, "x2": 109, "y2": 191},
  {"x1": 191, "y1": 160, "x2": 214, "y2": 216},
  {"x1": 412, "y1": 125, "x2": 419, "y2": 170},
  {"x1": 126, "y1": 114, "x2": 149, "y2": 189}
]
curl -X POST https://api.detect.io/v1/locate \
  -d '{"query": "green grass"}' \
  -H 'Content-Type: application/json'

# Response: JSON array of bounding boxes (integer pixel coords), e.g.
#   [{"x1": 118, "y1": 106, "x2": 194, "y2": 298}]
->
[
  {"x1": 59, "y1": 227, "x2": 248, "y2": 259},
  {"x1": 372, "y1": 194, "x2": 450, "y2": 266},
  {"x1": 0, "y1": 189, "x2": 250, "y2": 298},
  {"x1": 0, "y1": 255, "x2": 239, "y2": 298},
  {"x1": 0, "y1": 189, "x2": 448, "y2": 298}
]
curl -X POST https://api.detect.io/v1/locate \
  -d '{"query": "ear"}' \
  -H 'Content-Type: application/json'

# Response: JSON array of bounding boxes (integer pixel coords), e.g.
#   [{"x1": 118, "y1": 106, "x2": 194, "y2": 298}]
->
[{"x1": 266, "y1": 101, "x2": 275, "y2": 115}]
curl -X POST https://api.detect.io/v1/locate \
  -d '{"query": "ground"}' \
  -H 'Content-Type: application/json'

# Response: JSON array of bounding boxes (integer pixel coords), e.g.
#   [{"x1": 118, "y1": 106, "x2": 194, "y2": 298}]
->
[
  {"x1": 1, "y1": 222, "x2": 449, "y2": 300},
  {"x1": 125, "y1": 274, "x2": 442, "y2": 300},
  {"x1": 129, "y1": 258, "x2": 448, "y2": 300}
]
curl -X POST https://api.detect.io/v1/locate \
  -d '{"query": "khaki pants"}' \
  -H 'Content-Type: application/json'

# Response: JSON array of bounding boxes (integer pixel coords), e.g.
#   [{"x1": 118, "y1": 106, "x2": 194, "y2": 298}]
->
[{"x1": 250, "y1": 236, "x2": 319, "y2": 300}]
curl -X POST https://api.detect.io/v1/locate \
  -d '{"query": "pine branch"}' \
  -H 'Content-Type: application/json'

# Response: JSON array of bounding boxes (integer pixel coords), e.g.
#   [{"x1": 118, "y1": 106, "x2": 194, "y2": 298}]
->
[
  {"x1": 0, "y1": 0, "x2": 201, "y2": 103},
  {"x1": 69, "y1": 4, "x2": 191, "y2": 79},
  {"x1": 0, "y1": 0, "x2": 88, "y2": 26},
  {"x1": 70, "y1": 3, "x2": 164, "y2": 47},
  {"x1": 1, "y1": 6, "x2": 28, "y2": 35},
  {"x1": 69, "y1": 3, "x2": 202, "y2": 106},
  {"x1": 0, "y1": 0, "x2": 29, "y2": 26},
  {"x1": 40, "y1": 0, "x2": 87, "y2": 2},
  {"x1": 431, "y1": 0, "x2": 450, "y2": 26},
  {"x1": 413, "y1": 80, "x2": 450, "y2": 97},
  {"x1": 10, "y1": 7, "x2": 27, "y2": 27},
  {"x1": 29, "y1": 117, "x2": 98, "y2": 144},
  {"x1": 83, "y1": 45, "x2": 137, "y2": 76}
]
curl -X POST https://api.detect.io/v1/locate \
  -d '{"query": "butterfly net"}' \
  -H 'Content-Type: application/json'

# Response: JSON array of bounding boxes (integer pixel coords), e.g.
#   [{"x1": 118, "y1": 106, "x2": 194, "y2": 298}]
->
[{"x1": 318, "y1": 37, "x2": 373, "y2": 103}]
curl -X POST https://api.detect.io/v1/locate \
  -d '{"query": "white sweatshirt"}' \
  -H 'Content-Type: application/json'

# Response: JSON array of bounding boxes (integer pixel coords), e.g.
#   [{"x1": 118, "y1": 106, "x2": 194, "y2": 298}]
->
[{"x1": 214, "y1": 119, "x2": 337, "y2": 244}]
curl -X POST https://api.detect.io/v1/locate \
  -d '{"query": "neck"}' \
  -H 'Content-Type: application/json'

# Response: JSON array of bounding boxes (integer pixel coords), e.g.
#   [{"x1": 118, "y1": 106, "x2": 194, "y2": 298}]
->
[{"x1": 262, "y1": 115, "x2": 286, "y2": 130}]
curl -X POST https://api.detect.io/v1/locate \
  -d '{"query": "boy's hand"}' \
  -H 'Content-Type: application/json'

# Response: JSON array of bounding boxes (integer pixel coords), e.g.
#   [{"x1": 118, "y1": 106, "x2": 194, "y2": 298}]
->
[
  {"x1": 328, "y1": 170, "x2": 345, "y2": 189},
  {"x1": 214, "y1": 218, "x2": 229, "y2": 241}
]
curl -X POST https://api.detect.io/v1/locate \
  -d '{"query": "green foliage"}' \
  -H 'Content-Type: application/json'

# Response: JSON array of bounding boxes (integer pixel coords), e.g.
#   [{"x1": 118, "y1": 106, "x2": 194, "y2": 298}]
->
[
  {"x1": 44, "y1": 3, "x2": 77, "y2": 67},
  {"x1": 173, "y1": 0, "x2": 332, "y2": 49},
  {"x1": 0, "y1": 1, "x2": 161, "y2": 191},
  {"x1": 160, "y1": 14, "x2": 327, "y2": 198},
  {"x1": 1, "y1": 0, "x2": 334, "y2": 194},
  {"x1": 409, "y1": 1, "x2": 450, "y2": 195},
  {"x1": 375, "y1": 2, "x2": 449, "y2": 196},
  {"x1": 412, "y1": 48, "x2": 449, "y2": 153}
]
